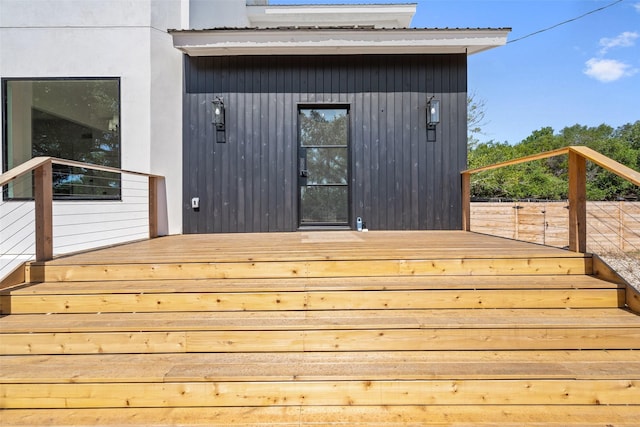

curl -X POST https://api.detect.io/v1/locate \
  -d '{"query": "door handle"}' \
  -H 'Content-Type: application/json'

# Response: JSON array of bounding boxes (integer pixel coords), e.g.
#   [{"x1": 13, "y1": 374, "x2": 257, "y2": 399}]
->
[{"x1": 300, "y1": 169, "x2": 309, "y2": 178}]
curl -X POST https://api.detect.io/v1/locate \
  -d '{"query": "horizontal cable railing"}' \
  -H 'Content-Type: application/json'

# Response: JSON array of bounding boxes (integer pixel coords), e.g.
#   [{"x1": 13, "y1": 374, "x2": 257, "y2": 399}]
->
[
  {"x1": 585, "y1": 201, "x2": 640, "y2": 286},
  {"x1": 462, "y1": 147, "x2": 640, "y2": 286},
  {"x1": 462, "y1": 146, "x2": 640, "y2": 253},
  {"x1": 469, "y1": 200, "x2": 640, "y2": 285},
  {"x1": 1, "y1": 157, "x2": 165, "y2": 281}
]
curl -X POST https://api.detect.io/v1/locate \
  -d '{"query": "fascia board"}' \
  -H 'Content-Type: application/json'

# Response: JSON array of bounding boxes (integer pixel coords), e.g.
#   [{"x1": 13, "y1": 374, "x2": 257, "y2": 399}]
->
[{"x1": 171, "y1": 29, "x2": 510, "y2": 56}]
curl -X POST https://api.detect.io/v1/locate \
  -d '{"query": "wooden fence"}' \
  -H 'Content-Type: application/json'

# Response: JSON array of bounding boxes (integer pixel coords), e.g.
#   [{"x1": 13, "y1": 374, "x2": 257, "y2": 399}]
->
[{"x1": 471, "y1": 201, "x2": 640, "y2": 254}]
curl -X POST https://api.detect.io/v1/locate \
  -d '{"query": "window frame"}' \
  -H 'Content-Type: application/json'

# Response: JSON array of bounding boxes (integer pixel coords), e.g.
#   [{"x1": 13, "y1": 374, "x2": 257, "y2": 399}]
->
[{"x1": 2, "y1": 77, "x2": 122, "y2": 201}]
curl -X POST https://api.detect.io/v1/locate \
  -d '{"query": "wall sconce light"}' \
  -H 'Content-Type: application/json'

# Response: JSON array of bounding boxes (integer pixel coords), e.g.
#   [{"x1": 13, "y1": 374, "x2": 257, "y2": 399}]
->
[
  {"x1": 212, "y1": 97, "x2": 225, "y2": 130},
  {"x1": 427, "y1": 98, "x2": 440, "y2": 127}
]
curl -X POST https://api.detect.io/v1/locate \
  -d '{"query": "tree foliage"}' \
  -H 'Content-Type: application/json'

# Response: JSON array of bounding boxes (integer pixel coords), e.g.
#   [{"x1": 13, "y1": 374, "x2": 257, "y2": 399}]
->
[
  {"x1": 468, "y1": 121, "x2": 640, "y2": 201},
  {"x1": 467, "y1": 92, "x2": 488, "y2": 149}
]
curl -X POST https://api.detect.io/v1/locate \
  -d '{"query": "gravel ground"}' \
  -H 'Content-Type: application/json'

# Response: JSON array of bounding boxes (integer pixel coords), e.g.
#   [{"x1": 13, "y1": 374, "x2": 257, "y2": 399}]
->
[{"x1": 601, "y1": 254, "x2": 640, "y2": 292}]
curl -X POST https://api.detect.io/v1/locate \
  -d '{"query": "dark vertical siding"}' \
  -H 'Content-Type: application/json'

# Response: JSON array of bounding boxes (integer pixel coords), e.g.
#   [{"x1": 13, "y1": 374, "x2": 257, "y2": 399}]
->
[{"x1": 183, "y1": 54, "x2": 467, "y2": 233}]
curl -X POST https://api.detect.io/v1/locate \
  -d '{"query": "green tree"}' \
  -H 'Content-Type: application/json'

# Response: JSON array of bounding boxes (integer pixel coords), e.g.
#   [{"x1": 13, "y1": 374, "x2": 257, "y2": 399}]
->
[
  {"x1": 468, "y1": 121, "x2": 640, "y2": 201},
  {"x1": 467, "y1": 92, "x2": 488, "y2": 149}
]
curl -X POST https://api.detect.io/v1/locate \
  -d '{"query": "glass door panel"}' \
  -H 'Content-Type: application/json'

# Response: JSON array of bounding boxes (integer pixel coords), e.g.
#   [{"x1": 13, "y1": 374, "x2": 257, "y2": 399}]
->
[{"x1": 298, "y1": 108, "x2": 349, "y2": 226}]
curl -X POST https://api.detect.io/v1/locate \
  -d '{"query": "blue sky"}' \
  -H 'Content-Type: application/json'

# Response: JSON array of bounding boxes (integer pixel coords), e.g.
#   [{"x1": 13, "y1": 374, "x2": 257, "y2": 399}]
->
[{"x1": 274, "y1": 0, "x2": 639, "y2": 144}]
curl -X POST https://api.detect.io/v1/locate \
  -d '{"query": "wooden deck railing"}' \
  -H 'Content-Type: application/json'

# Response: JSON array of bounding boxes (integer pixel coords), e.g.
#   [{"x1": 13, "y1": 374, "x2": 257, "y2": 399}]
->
[
  {"x1": 0, "y1": 157, "x2": 165, "y2": 262},
  {"x1": 461, "y1": 146, "x2": 640, "y2": 253}
]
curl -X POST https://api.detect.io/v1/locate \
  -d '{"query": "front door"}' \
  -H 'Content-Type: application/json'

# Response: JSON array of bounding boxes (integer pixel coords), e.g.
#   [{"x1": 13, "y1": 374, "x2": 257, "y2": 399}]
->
[{"x1": 298, "y1": 107, "x2": 349, "y2": 227}]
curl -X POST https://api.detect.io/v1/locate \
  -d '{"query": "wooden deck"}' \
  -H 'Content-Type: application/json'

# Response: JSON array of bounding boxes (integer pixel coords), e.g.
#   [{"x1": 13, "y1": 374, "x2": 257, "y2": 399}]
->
[
  {"x1": 1, "y1": 231, "x2": 640, "y2": 426},
  {"x1": 40, "y1": 230, "x2": 587, "y2": 264},
  {"x1": 25, "y1": 231, "x2": 593, "y2": 282}
]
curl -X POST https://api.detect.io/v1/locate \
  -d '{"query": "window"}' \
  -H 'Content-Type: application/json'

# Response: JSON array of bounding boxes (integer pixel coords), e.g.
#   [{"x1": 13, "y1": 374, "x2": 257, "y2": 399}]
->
[{"x1": 3, "y1": 78, "x2": 121, "y2": 200}]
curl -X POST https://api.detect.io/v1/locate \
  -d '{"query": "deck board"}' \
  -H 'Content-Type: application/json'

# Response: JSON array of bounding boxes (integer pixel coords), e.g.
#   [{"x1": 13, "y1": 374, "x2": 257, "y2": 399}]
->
[
  {"x1": 29, "y1": 257, "x2": 592, "y2": 282},
  {"x1": 41, "y1": 231, "x2": 583, "y2": 265},
  {"x1": 3, "y1": 379, "x2": 639, "y2": 408},
  {"x1": 4, "y1": 327, "x2": 640, "y2": 355},
  {"x1": 2, "y1": 406, "x2": 639, "y2": 426},
  {"x1": 2, "y1": 308, "x2": 639, "y2": 333},
  {"x1": 3, "y1": 350, "x2": 640, "y2": 383},
  {"x1": 2, "y1": 289, "x2": 623, "y2": 313},
  {"x1": 4, "y1": 275, "x2": 622, "y2": 295}
]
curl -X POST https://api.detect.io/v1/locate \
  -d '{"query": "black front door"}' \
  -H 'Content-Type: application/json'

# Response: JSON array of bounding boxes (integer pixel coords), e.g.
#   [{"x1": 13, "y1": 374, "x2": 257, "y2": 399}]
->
[{"x1": 298, "y1": 107, "x2": 350, "y2": 227}]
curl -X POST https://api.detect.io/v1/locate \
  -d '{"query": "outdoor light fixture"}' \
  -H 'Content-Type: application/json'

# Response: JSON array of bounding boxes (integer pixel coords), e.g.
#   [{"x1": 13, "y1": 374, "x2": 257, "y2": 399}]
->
[
  {"x1": 427, "y1": 98, "x2": 440, "y2": 127},
  {"x1": 212, "y1": 97, "x2": 225, "y2": 130}
]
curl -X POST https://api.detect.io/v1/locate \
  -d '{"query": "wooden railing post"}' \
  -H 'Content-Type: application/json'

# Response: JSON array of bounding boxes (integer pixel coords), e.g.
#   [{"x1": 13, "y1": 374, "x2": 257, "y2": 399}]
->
[
  {"x1": 461, "y1": 172, "x2": 471, "y2": 231},
  {"x1": 568, "y1": 150, "x2": 587, "y2": 253},
  {"x1": 148, "y1": 176, "x2": 159, "y2": 239},
  {"x1": 2, "y1": 157, "x2": 167, "y2": 264},
  {"x1": 34, "y1": 161, "x2": 53, "y2": 261},
  {"x1": 461, "y1": 146, "x2": 639, "y2": 253}
]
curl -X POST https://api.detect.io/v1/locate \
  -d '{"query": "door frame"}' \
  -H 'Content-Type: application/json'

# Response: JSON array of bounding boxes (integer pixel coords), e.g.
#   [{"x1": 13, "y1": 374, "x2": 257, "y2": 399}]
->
[{"x1": 296, "y1": 103, "x2": 352, "y2": 229}]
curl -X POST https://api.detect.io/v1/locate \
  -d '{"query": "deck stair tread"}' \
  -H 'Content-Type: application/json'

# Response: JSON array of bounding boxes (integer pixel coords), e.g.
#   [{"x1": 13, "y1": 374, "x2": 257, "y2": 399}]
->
[
  {"x1": 3, "y1": 378, "x2": 639, "y2": 407},
  {"x1": 3, "y1": 308, "x2": 639, "y2": 355},
  {"x1": 29, "y1": 257, "x2": 593, "y2": 282},
  {"x1": 2, "y1": 308, "x2": 639, "y2": 332},
  {"x1": 4, "y1": 274, "x2": 623, "y2": 295},
  {"x1": 3, "y1": 351, "x2": 640, "y2": 383},
  {"x1": 3, "y1": 405, "x2": 640, "y2": 426},
  {"x1": 1, "y1": 289, "x2": 624, "y2": 313}
]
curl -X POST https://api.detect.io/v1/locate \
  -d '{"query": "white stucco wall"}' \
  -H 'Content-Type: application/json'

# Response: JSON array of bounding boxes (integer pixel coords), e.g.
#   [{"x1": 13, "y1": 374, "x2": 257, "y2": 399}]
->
[
  {"x1": 150, "y1": 0, "x2": 186, "y2": 236},
  {"x1": 0, "y1": 0, "x2": 186, "y2": 277},
  {"x1": 189, "y1": 0, "x2": 250, "y2": 29},
  {"x1": 0, "y1": 0, "x2": 422, "y2": 278}
]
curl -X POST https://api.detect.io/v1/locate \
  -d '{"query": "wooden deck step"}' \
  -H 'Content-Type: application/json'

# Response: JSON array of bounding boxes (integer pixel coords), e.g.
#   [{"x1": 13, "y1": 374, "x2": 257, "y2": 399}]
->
[
  {"x1": 1, "y1": 232, "x2": 638, "y2": 425},
  {"x1": 3, "y1": 350, "x2": 640, "y2": 383},
  {"x1": 3, "y1": 378, "x2": 640, "y2": 409},
  {"x1": 6, "y1": 275, "x2": 622, "y2": 294},
  {"x1": 3, "y1": 308, "x2": 639, "y2": 333},
  {"x1": 27, "y1": 256, "x2": 593, "y2": 282},
  {"x1": 1, "y1": 284, "x2": 624, "y2": 314},
  {"x1": 3, "y1": 308, "x2": 639, "y2": 355},
  {"x1": 5, "y1": 327, "x2": 638, "y2": 354},
  {"x1": 3, "y1": 405, "x2": 640, "y2": 426},
  {"x1": 3, "y1": 352, "x2": 640, "y2": 409}
]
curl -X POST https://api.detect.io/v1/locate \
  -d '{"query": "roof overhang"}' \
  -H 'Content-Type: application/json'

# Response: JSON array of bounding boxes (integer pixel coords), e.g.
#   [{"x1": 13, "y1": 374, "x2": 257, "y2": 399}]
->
[{"x1": 170, "y1": 28, "x2": 511, "y2": 57}]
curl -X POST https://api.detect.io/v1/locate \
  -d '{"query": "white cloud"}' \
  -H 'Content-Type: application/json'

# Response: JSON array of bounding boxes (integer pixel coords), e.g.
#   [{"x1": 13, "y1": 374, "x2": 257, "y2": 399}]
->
[
  {"x1": 599, "y1": 31, "x2": 639, "y2": 54},
  {"x1": 584, "y1": 58, "x2": 637, "y2": 82},
  {"x1": 635, "y1": 2, "x2": 640, "y2": 13}
]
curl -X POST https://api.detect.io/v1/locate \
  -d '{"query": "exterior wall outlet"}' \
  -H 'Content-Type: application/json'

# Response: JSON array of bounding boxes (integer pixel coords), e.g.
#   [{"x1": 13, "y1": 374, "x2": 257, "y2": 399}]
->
[{"x1": 191, "y1": 197, "x2": 200, "y2": 209}]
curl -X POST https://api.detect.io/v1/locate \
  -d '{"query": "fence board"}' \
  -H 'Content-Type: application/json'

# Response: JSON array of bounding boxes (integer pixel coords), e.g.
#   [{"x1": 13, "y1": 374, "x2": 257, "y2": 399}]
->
[{"x1": 471, "y1": 201, "x2": 640, "y2": 254}]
